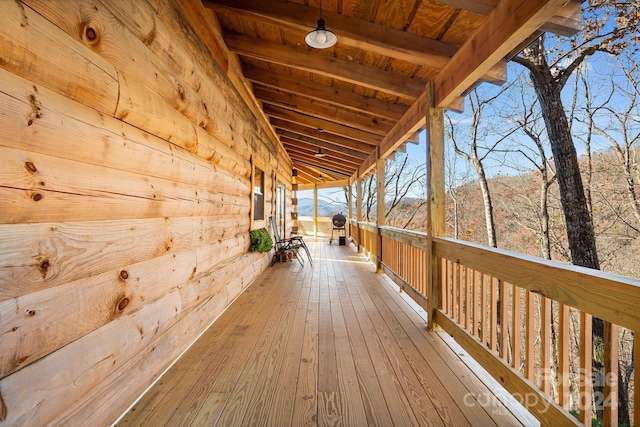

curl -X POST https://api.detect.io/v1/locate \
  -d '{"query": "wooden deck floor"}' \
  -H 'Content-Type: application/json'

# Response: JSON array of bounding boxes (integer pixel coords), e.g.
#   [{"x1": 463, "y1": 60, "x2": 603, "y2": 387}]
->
[{"x1": 117, "y1": 239, "x2": 534, "y2": 426}]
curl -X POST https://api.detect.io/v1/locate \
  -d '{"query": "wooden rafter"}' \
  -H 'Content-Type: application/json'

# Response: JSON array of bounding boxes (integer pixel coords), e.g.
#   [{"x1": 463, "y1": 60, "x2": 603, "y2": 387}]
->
[
  {"x1": 278, "y1": 131, "x2": 368, "y2": 161},
  {"x1": 204, "y1": 0, "x2": 580, "y2": 185},
  {"x1": 204, "y1": 0, "x2": 508, "y2": 85},
  {"x1": 224, "y1": 33, "x2": 425, "y2": 99},
  {"x1": 270, "y1": 119, "x2": 376, "y2": 154},
  {"x1": 255, "y1": 87, "x2": 395, "y2": 136},
  {"x1": 434, "y1": 0, "x2": 572, "y2": 108},
  {"x1": 244, "y1": 65, "x2": 409, "y2": 120},
  {"x1": 282, "y1": 139, "x2": 362, "y2": 167},
  {"x1": 264, "y1": 105, "x2": 383, "y2": 145},
  {"x1": 433, "y1": 0, "x2": 581, "y2": 36}
]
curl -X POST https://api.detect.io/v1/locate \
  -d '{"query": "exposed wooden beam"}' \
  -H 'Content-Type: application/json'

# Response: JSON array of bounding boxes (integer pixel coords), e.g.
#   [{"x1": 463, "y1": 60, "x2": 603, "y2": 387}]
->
[
  {"x1": 264, "y1": 105, "x2": 383, "y2": 145},
  {"x1": 294, "y1": 163, "x2": 347, "y2": 181},
  {"x1": 254, "y1": 87, "x2": 394, "y2": 136},
  {"x1": 293, "y1": 166, "x2": 316, "y2": 183},
  {"x1": 433, "y1": 0, "x2": 581, "y2": 36},
  {"x1": 434, "y1": 0, "x2": 571, "y2": 108},
  {"x1": 244, "y1": 66, "x2": 408, "y2": 121},
  {"x1": 380, "y1": 90, "x2": 428, "y2": 159},
  {"x1": 271, "y1": 118, "x2": 376, "y2": 155},
  {"x1": 278, "y1": 132, "x2": 368, "y2": 160},
  {"x1": 287, "y1": 152, "x2": 357, "y2": 175},
  {"x1": 281, "y1": 139, "x2": 362, "y2": 167},
  {"x1": 299, "y1": 179, "x2": 349, "y2": 190},
  {"x1": 270, "y1": 119, "x2": 376, "y2": 154},
  {"x1": 359, "y1": 89, "x2": 429, "y2": 177},
  {"x1": 205, "y1": 0, "x2": 508, "y2": 84},
  {"x1": 224, "y1": 33, "x2": 425, "y2": 99}
]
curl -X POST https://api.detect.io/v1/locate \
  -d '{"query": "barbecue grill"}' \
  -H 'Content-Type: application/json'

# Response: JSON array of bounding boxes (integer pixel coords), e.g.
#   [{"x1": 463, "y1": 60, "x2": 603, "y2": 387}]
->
[{"x1": 329, "y1": 213, "x2": 346, "y2": 245}]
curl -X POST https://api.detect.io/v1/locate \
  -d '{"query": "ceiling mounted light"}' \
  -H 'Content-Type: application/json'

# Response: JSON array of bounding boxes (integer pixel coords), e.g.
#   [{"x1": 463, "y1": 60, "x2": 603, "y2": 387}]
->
[
  {"x1": 314, "y1": 147, "x2": 326, "y2": 157},
  {"x1": 305, "y1": 0, "x2": 337, "y2": 49}
]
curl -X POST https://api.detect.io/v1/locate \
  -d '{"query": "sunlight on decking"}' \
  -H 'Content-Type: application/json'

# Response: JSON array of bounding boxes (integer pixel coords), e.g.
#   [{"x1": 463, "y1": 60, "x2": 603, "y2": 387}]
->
[{"x1": 117, "y1": 238, "x2": 537, "y2": 426}]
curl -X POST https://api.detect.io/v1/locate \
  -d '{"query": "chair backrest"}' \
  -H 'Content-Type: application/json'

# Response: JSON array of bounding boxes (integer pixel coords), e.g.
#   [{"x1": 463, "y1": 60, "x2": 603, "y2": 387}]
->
[{"x1": 270, "y1": 217, "x2": 283, "y2": 245}]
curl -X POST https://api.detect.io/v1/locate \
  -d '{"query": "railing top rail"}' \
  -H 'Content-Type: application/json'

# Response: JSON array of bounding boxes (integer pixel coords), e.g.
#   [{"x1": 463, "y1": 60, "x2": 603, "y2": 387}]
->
[
  {"x1": 379, "y1": 226, "x2": 428, "y2": 251},
  {"x1": 379, "y1": 225, "x2": 427, "y2": 239},
  {"x1": 434, "y1": 236, "x2": 640, "y2": 332}
]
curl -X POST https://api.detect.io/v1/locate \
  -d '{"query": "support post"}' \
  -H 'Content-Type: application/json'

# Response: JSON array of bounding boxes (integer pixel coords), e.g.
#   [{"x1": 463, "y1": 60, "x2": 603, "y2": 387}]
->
[
  {"x1": 356, "y1": 173, "x2": 363, "y2": 253},
  {"x1": 426, "y1": 81, "x2": 445, "y2": 330},
  {"x1": 376, "y1": 150, "x2": 385, "y2": 272},
  {"x1": 313, "y1": 183, "x2": 318, "y2": 238},
  {"x1": 347, "y1": 182, "x2": 353, "y2": 241}
]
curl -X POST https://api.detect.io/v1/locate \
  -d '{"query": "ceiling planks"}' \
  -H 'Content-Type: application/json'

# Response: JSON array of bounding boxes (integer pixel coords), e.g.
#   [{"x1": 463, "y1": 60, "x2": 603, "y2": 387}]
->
[{"x1": 200, "y1": 0, "x2": 580, "y2": 185}]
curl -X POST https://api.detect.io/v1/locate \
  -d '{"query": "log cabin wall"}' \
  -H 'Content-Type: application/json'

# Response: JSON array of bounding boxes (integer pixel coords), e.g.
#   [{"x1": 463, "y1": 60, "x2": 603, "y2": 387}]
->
[{"x1": 0, "y1": 0, "x2": 291, "y2": 424}]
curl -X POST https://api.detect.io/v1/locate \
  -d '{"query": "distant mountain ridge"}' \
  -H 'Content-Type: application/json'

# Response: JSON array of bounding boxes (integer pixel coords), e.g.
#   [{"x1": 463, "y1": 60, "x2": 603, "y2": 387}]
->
[{"x1": 296, "y1": 197, "x2": 347, "y2": 217}]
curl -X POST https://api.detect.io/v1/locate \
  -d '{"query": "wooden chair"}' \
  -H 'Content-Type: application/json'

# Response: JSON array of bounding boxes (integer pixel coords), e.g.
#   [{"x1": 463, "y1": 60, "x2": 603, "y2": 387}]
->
[{"x1": 270, "y1": 217, "x2": 313, "y2": 266}]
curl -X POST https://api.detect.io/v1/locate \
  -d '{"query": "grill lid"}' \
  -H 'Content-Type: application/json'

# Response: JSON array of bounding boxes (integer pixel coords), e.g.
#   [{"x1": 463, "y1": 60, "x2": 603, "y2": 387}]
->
[{"x1": 332, "y1": 213, "x2": 346, "y2": 228}]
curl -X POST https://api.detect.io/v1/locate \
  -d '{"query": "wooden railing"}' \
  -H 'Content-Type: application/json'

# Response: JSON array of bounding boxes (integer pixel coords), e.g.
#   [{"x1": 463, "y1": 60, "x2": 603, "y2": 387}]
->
[
  {"x1": 379, "y1": 226, "x2": 429, "y2": 309},
  {"x1": 351, "y1": 220, "x2": 378, "y2": 263},
  {"x1": 432, "y1": 237, "x2": 640, "y2": 426},
  {"x1": 348, "y1": 221, "x2": 640, "y2": 427}
]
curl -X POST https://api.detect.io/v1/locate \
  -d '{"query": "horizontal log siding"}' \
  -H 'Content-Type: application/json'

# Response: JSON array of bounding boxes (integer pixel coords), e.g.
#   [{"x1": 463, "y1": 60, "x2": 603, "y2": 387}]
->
[{"x1": 0, "y1": 0, "x2": 291, "y2": 425}]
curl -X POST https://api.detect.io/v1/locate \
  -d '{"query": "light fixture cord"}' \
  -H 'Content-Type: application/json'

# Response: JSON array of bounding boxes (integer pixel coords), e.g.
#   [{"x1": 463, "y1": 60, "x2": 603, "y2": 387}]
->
[{"x1": 319, "y1": 0, "x2": 323, "y2": 19}]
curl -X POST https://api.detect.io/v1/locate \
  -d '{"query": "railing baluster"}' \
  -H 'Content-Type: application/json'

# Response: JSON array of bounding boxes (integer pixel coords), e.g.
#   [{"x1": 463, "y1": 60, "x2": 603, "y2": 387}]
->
[
  {"x1": 490, "y1": 276, "x2": 498, "y2": 352},
  {"x1": 580, "y1": 312, "x2": 593, "y2": 426},
  {"x1": 441, "y1": 258, "x2": 447, "y2": 313},
  {"x1": 512, "y1": 284, "x2": 521, "y2": 370},
  {"x1": 480, "y1": 273, "x2": 488, "y2": 345},
  {"x1": 559, "y1": 303, "x2": 571, "y2": 409},
  {"x1": 603, "y1": 321, "x2": 618, "y2": 427},
  {"x1": 465, "y1": 267, "x2": 472, "y2": 332},
  {"x1": 635, "y1": 330, "x2": 639, "y2": 427},
  {"x1": 500, "y1": 279, "x2": 509, "y2": 361},
  {"x1": 473, "y1": 270, "x2": 480, "y2": 339},
  {"x1": 525, "y1": 290, "x2": 535, "y2": 381},
  {"x1": 452, "y1": 262, "x2": 459, "y2": 321},
  {"x1": 540, "y1": 296, "x2": 552, "y2": 395}
]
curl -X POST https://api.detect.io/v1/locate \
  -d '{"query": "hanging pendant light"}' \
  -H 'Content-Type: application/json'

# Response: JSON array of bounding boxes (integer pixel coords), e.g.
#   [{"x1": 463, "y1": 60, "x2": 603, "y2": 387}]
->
[
  {"x1": 305, "y1": 0, "x2": 337, "y2": 49},
  {"x1": 314, "y1": 147, "x2": 326, "y2": 157}
]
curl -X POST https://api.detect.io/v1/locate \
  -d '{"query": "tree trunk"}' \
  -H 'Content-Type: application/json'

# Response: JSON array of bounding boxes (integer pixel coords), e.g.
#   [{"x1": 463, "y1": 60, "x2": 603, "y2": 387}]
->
[
  {"x1": 473, "y1": 158, "x2": 497, "y2": 247},
  {"x1": 527, "y1": 68, "x2": 599, "y2": 270},
  {"x1": 522, "y1": 38, "x2": 605, "y2": 420}
]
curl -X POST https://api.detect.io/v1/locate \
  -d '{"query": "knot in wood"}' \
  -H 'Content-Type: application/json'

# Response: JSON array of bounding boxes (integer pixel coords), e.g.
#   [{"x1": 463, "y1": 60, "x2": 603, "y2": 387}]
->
[
  {"x1": 118, "y1": 297, "x2": 130, "y2": 311},
  {"x1": 32, "y1": 193, "x2": 43, "y2": 202},
  {"x1": 85, "y1": 26, "x2": 97, "y2": 42},
  {"x1": 25, "y1": 161, "x2": 37, "y2": 173},
  {"x1": 81, "y1": 22, "x2": 101, "y2": 46},
  {"x1": 119, "y1": 270, "x2": 129, "y2": 280}
]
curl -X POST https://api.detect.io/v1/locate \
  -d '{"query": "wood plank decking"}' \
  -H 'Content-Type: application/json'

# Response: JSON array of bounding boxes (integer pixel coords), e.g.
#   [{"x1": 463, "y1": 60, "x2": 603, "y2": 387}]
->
[{"x1": 117, "y1": 239, "x2": 534, "y2": 426}]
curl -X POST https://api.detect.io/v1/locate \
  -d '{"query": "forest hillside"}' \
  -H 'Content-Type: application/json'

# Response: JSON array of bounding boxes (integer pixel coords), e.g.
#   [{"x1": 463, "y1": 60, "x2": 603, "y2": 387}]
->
[{"x1": 386, "y1": 147, "x2": 640, "y2": 279}]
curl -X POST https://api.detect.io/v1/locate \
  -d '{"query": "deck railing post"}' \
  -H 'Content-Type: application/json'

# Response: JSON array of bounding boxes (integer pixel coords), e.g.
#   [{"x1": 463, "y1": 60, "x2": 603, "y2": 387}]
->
[
  {"x1": 425, "y1": 81, "x2": 445, "y2": 330},
  {"x1": 313, "y1": 183, "x2": 318, "y2": 238},
  {"x1": 356, "y1": 174, "x2": 363, "y2": 253},
  {"x1": 376, "y1": 148, "x2": 385, "y2": 273}
]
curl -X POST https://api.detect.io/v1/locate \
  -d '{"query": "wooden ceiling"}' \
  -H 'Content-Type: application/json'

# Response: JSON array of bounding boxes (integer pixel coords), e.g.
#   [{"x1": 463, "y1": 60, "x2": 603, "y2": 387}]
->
[{"x1": 203, "y1": 0, "x2": 581, "y2": 186}]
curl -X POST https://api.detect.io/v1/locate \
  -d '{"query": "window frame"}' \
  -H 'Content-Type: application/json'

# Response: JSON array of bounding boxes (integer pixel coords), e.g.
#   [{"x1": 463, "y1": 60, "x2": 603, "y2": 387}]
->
[{"x1": 251, "y1": 159, "x2": 266, "y2": 229}]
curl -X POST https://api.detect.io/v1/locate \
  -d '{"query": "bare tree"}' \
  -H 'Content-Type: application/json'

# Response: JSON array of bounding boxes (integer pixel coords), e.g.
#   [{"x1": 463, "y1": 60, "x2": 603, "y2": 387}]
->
[
  {"x1": 360, "y1": 152, "x2": 427, "y2": 228},
  {"x1": 512, "y1": 3, "x2": 640, "y2": 422},
  {"x1": 512, "y1": 1, "x2": 640, "y2": 266},
  {"x1": 591, "y1": 54, "x2": 640, "y2": 229},
  {"x1": 447, "y1": 87, "x2": 517, "y2": 248}
]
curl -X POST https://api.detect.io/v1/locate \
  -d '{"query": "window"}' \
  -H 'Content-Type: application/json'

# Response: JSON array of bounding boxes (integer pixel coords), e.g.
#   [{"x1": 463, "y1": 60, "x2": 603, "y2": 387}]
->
[
  {"x1": 253, "y1": 166, "x2": 264, "y2": 221},
  {"x1": 276, "y1": 182, "x2": 286, "y2": 237}
]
